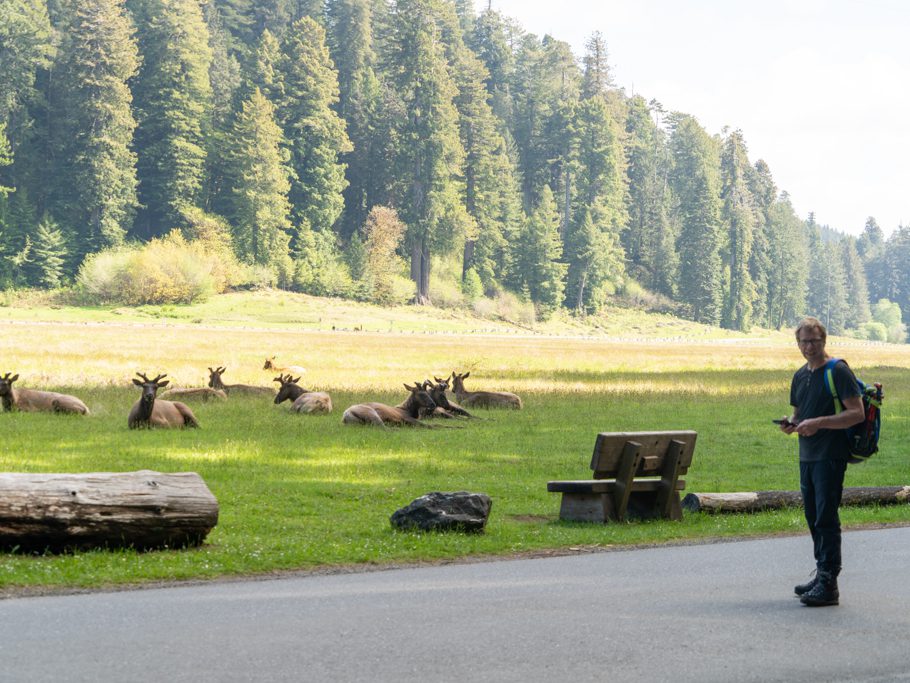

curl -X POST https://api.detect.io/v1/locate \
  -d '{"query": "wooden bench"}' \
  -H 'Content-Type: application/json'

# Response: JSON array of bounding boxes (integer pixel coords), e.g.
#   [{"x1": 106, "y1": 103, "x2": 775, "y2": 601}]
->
[{"x1": 547, "y1": 431, "x2": 697, "y2": 522}]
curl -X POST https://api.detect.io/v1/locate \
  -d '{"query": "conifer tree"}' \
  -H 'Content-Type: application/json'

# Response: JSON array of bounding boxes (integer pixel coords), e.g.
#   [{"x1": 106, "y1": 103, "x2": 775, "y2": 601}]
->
[
  {"x1": 28, "y1": 214, "x2": 67, "y2": 287},
  {"x1": 746, "y1": 159, "x2": 776, "y2": 327},
  {"x1": 131, "y1": 0, "x2": 214, "y2": 237},
  {"x1": 276, "y1": 16, "x2": 351, "y2": 239},
  {"x1": 468, "y1": 7, "x2": 514, "y2": 124},
  {"x1": 49, "y1": 0, "x2": 139, "y2": 257},
  {"x1": 384, "y1": 0, "x2": 465, "y2": 303},
  {"x1": 669, "y1": 114, "x2": 722, "y2": 324},
  {"x1": 805, "y1": 214, "x2": 849, "y2": 333},
  {"x1": 840, "y1": 237, "x2": 871, "y2": 328},
  {"x1": 581, "y1": 31, "x2": 612, "y2": 100},
  {"x1": 764, "y1": 193, "x2": 808, "y2": 329},
  {"x1": 509, "y1": 185, "x2": 566, "y2": 316},
  {"x1": 228, "y1": 88, "x2": 293, "y2": 277},
  {"x1": 719, "y1": 129, "x2": 756, "y2": 331}
]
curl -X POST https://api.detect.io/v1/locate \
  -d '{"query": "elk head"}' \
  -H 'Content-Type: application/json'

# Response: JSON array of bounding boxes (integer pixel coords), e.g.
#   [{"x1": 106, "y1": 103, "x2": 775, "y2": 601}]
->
[
  {"x1": 133, "y1": 372, "x2": 168, "y2": 406},
  {"x1": 0, "y1": 372, "x2": 19, "y2": 397},
  {"x1": 273, "y1": 373, "x2": 304, "y2": 404},
  {"x1": 405, "y1": 382, "x2": 436, "y2": 413},
  {"x1": 263, "y1": 356, "x2": 277, "y2": 370},
  {"x1": 207, "y1": 366, "x2": 226, "y2": 389}
]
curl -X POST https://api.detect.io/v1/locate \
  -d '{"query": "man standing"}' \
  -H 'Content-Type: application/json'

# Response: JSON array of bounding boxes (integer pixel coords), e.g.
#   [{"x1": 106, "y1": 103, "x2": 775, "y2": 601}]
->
[{"x1": 780, "y1": 317, "x2": 864, "y2": 607}]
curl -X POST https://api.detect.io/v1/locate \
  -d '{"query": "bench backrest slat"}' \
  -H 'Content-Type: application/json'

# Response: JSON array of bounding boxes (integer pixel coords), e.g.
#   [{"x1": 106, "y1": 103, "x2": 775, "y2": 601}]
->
[{"x1": 590, "y1": 431, "x2": 697, "y2": 479}]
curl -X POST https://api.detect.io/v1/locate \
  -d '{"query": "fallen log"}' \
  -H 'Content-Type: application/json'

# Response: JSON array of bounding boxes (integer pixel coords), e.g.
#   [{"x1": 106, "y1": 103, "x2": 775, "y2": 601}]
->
[
  {"x1": 0, "y1": 470, "x2": 219, "y2": 552},
  {"x1": 682, "y1": 486, "x2": 910, "y2": 514}
]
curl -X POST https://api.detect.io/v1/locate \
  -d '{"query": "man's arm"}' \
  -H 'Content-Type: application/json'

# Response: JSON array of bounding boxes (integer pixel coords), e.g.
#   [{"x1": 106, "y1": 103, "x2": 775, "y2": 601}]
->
[{"x1": 795, "y1": 395, "x2": 864, "y2": 437}]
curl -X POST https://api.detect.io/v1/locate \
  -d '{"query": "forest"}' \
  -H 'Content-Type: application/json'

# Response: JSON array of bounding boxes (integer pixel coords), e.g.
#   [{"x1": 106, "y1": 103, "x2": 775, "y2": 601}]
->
[{"x1": 1, "y1": 0, "x2": 908, "y2": 340}]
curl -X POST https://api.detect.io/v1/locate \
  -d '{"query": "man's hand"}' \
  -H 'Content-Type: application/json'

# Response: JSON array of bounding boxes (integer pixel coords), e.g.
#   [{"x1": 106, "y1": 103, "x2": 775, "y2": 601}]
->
[
  {"x1": 780, "y1": 417, "x2": 798, "y2": 434},
  {"x1": 796, "y1": 418, "x2": 820, "y2": 437}
]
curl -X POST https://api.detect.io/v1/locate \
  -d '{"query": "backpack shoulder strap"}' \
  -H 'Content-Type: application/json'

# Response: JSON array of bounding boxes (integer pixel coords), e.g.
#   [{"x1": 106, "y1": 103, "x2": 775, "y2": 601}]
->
[{"x1": 824, "y1": 357, "x2": 843, "y2": 414}]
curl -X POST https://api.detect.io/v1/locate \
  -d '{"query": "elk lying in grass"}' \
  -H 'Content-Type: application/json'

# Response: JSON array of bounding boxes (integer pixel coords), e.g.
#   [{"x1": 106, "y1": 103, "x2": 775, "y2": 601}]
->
[
  {"x1": 263, "y1": 356, "x2": 306, "y2": 377},
  {"x1": 421, "y1": 377, "x2": 474, "y2": 419},
  {"x1": 208, "y1": 366, "x2": 275, "y2": 396},
  {"x1": 273, "y1": 374, "x2": 333, "y2": 414},
  {"x1": 0, "y1": 372, "x2": 90, "y2": 415},
  {"x1": 128, "y1": 373, "x2": 200, "y2": 429},
  {"x1": 450, "y1": 371, "x2": 522, "y2": 409},
  {"x1": 158, "y1": 386, "x2": 227, "y2": 402},
  {"x1": 342, "y1": 383, "x2": 436, "y2": 427}
]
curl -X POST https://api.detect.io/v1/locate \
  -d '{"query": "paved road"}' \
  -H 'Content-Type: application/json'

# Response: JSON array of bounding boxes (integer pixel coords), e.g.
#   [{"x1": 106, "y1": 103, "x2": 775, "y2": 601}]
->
[{"x1": 2, "y1": 527, "x2": 909, "y2": 683}]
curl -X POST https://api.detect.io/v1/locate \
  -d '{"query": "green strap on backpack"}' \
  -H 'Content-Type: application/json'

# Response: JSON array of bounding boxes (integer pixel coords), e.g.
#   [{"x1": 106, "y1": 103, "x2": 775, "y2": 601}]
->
[{"x1": 824, "y1": 358, "x2": 882, "y2": 463}]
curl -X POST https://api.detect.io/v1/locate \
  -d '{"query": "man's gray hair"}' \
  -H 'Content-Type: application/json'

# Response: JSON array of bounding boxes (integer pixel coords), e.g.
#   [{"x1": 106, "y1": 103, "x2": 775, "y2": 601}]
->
[{"x1": 795, "y1": 316, "x2": 827, "y2": 342}]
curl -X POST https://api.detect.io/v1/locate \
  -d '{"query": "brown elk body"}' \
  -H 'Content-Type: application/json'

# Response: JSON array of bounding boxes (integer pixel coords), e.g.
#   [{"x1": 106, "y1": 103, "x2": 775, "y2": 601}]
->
[
  {"x1": 263, "y1": 356, "x2": 306, "y2": 376},
  {"x1": 0, "y1": 373, "x2": 90, "y2": 415},
  {"x1": 450, "y1": 371, "x2": 522, "y2": 409},
  {"x1": 273, "y1": 374, "x2": 333, "y2": 414},
  {"x1": 208, "y1": 366, "x2": 275, "y2": 396},
  {"x1": 158, "y1": 387, "x2": 227, "y2": 402},
  {"x1": 342, "y1": 384, "x2": 436, "y2": 427},
  {"x1": 128, "y1": 373, "x2": 200, "y2": 429}
]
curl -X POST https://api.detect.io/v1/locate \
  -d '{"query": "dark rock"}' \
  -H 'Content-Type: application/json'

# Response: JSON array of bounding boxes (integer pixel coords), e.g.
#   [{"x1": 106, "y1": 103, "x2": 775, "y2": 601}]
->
[{"x1": 390, "y1": 491, "x2": 492, "y2": 533}]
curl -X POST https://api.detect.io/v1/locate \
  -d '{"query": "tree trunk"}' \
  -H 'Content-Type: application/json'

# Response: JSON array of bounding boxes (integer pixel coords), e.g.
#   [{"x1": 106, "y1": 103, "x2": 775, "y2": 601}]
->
[
  {"x1": 0, "y1": 471, "x2": 219, "y2": 552},
  {"x1": 682, "y1": 486, "x2": 910, "y2": 514}
]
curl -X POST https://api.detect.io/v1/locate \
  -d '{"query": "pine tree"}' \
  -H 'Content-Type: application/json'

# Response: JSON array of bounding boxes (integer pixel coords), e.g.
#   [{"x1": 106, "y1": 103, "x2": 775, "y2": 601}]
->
[
  {"x1": 276, "y1": 16, "x2": 351, "y2": 239},
  {"x1": 131, "y1": 0, "x2": 214, "y2": 238},
  {"x1": 28, "y1": 214, "x2": 67, "y2": 287},
  {"x1": 764, "y1": 193, "x2": 808, "y2": 329},
  {"x1": 326, "y1": 0, "x2": 382, "y2": 240},
  {"x1": 468, "y1": 7, "x2": 514, "y2": 124},
  {"x1": 719, "y1": 129, "x2": 756, "y2": 331},
  {"x1": 384, "y1": 0, "x2": 465, "y2": 303},
  {"x1": 228, "y1": 88, "x2": 293, "y2": 275},
  {"x1": 509, "y1": 185, "x2": 566, "y2": 316},
  {"x1": 581, "y1": 31, "x2": 612, "y2": 100},
  {"x1": 669, "y1": 114, "x2": 722, "y2": 324},
  {"x1": 49, "y1": 0, "x2": 139, "y2": 257},
  {"x1": 565, "y1": 95, "x2": 626, "y2": 311},
  {"x1": 840, "y1": 237, "x2": 871, "y2": 328},
  {"x1": 805, "y1": 215, "x2": 849, "y2": 333}
]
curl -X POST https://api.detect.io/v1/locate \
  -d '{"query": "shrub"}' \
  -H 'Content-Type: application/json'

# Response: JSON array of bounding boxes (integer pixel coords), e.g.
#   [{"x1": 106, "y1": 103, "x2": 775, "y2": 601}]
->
[
  {"x1": 76, "y1": 232, "x2": 233, "y2": 305},
  {"x1": 857, "y1": 322, "x2": 888, "y2": 342},
  {"x1": 461, "y1": 267, "x2": 483, "y2": 301}
]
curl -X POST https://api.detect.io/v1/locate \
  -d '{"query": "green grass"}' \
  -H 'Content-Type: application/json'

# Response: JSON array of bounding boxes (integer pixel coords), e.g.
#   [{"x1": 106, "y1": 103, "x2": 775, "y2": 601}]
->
[{"x1": 2, "y1": 363, "x2": 909, "y2": 592}]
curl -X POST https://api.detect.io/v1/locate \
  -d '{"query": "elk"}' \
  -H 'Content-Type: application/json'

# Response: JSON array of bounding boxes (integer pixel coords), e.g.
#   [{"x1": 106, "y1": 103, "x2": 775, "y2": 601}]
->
[
  {"x1": 450, "y1": 371, "x2": 522, "y2": 409},
  {"x1": 263, "y1": 356, "x2": 306, "y2": 376},
  {"x1": 342, "y1": 383, "x2": 437, "y2": 427},
  {"x1": 0, "y1": 372, "x2": 90, "y2": 415},
  {"x1": 208, "y1": 366, "x2": 275, "y2": 396},
  {"x1": 128, "y1": 373, "x2": 200, "y2": 429},
  {"x1": 273, "y1": 374, "x2": 333, "y2": 414},
  {"x1": 158, "y1": 387, "x2": 227, "y2": 402},
  {"x1": 423, "y1": 377, "x2": 474, "y2": 419}
]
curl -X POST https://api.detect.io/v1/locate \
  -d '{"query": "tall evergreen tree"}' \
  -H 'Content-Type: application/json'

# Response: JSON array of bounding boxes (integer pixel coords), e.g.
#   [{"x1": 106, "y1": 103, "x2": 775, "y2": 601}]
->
[
  {"x1": 468, "y1": 8, "x2": 514, "y2": 125},
  {"x1": 805, "y1": 214, "x2": 849, "y2": 333},
  {"x1": 565, "y1": 95, "x2": 626, "y2": 311},
  {"x1": 131, "y1": 0, "x2": 214, "y2": 238},
  {"x1": 326, "y1": 0, "x2": 382, "y2": 240},
  {"x1": 746, "y1": 159, "x2": 776, "y2": 327},
  {"x1": 27, "y1": 214, "x2": 67, "y2": 287},
  {"x1": 719, "y1": 129, "x2": 756, "y2": 331},
  {"x1": 508, "y1": 184, "x2": 566, "y2": 316},
  {"x1": 581, "y1": 31, "x2": 612, "y2": 100},
  {"x1": 49, "y1": 0, "x2": 139, "y2": 257},
  {"x1": 669, "y1": 114, "x2": 722, "y2": 324},
  {"x1": 880, "y1": 225, "x2": 910, "y2": 325},
  {"x1": 764, "y1": 193, "x2": 808, "y2": 329},
  {"x1": 384, "y1": 0, "x2": 465, "y2": 303},
  {"x1": 228, "y1": 88, "x2": 293, "y2": 276},
  {"x1": 276, "y1": 16, "x2": 351, "y2": 239},
  {"x1": 840, "y1": 237, "x2": 871, "y2": 328}
]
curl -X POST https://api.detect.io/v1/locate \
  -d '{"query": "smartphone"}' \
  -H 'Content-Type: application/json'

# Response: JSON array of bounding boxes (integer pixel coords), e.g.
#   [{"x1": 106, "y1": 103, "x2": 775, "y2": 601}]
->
[{"x1": 773, "y1": 418, "x2": 795, "y2": 426}]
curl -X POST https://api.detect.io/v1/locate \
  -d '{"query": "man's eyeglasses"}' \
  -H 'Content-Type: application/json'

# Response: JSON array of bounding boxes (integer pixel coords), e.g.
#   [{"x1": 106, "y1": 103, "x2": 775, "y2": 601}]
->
[{"x1": 798, "y1": 338, "x2": 824, "y2": 347}]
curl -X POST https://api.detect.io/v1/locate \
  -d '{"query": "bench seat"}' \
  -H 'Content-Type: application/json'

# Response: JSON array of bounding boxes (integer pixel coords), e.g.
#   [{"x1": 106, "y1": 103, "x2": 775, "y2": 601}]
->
[{"x1": 547, "y1": 478, "x2": 686, "y2": 494}]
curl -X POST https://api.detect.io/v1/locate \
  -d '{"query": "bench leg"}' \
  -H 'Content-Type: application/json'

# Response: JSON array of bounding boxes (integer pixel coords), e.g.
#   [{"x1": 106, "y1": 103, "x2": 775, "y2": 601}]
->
[
  {"x1": 558, "y1": 492, "x2": 610, "y2": 523},
  {"x1": 656, "y1": 439, "x2": 685, "y2": 520},
  {"x1": 609, "y1": 441, "x2": 642, "y2": 522}
]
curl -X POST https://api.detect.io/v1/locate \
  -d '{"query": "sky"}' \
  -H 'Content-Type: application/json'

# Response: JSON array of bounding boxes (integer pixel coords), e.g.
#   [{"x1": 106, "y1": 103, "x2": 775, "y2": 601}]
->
[{"x1": 481, "y1": 0, "x2": 910, "y2": 236}]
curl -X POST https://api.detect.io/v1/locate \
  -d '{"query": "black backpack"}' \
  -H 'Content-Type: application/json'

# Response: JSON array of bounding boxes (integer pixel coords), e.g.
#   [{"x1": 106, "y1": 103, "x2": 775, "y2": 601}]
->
[{"x1": 824, "y1": 358, "x2": 883, "y2": 464}]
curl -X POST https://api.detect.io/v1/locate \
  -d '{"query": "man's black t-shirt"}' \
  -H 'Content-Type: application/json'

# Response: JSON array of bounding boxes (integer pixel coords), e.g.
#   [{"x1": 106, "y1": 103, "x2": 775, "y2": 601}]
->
[{"x1": 790, "y1": 359, "x2": 861, "y2": 462}]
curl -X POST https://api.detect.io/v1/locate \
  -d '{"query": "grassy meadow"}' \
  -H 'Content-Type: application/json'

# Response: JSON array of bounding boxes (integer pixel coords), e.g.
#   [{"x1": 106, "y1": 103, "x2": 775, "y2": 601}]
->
[{"x1": 1, "y1": 293, "x2": 909, "y2": 592}]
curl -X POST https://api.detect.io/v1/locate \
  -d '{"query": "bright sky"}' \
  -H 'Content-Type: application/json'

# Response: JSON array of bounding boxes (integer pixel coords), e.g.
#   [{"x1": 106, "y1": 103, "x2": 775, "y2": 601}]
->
[{"x1": 483, "y1": 0, "x2": 910, "y2": 236}]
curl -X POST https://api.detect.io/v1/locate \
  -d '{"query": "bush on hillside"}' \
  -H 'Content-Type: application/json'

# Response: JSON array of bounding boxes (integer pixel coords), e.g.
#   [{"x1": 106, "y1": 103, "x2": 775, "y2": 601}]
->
[{"x1": 76, "y1": 232, "x2": 235, "y2": 305}]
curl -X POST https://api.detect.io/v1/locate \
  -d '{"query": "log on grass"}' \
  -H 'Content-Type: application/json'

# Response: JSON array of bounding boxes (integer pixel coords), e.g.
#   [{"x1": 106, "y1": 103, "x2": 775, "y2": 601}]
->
[
  {"x1": 0, "y1": 471, "x2": 219, "y2": 552},
  {"x1": 682, "y1": 486, "x2": 910, "y2": 514}
]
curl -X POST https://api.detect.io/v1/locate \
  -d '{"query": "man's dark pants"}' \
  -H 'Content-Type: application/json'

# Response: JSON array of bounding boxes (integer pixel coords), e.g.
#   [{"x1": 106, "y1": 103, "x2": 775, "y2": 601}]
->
[{"x1": 800, "y1": 459, "x2": 847, "y2": 574}]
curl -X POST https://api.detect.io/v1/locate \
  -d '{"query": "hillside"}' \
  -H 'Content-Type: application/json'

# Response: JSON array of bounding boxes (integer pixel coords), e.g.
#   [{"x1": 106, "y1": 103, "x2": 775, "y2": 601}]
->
[{"x1": 0, "y1": 289, "x2": 785, "y2": 342}]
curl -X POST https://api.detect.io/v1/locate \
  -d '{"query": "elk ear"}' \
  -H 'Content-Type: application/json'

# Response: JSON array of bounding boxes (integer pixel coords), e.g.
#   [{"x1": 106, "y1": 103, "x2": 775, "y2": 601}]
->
[
  {"x1": 403, "y1": 383, "x2": 412, "y2": 391},
  {"x1": 463, "y1": 372, "x2": 470, "y2": 379},
  {"x1": 133, "y1": 378, "x2": 143, "y2": 386},
  {"x1": 293, "y1": 376, "x2": 301, "y2": 383},
  {"x1": 10, "y1": 373, "x2": 19, "y2": 382},
  {"x1": 158, "y1": 380, "x2": 169, "y2": 388}
]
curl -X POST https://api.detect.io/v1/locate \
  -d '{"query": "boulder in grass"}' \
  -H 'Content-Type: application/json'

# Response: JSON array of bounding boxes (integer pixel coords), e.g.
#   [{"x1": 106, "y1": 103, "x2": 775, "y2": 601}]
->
[{"x1": 390, "y1": 491, "x2": 492, "y2": 533}]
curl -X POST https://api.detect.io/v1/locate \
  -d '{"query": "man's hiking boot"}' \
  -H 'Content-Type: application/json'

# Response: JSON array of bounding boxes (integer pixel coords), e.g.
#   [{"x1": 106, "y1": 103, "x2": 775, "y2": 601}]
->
[
  {"x1": 794, "y1": 570, "x2": 818, "y2": 597},
  {"x1": 799, "y1": 570, "x2": 839, "y2": 607}
]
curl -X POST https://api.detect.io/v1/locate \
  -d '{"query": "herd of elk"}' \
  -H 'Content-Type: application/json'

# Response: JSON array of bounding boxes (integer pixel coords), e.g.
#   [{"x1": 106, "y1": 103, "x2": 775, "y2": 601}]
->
[
  {"x1": 273, "y1": 374, "x2": 333, "y2": 414},
  {"x1": 342, "y1": 383, "x2": 438, "y2": 427},
  {"x1": 128, "y1": 373, "x2": 200, "y2": 429},
  {"x1": 0, "y1": 372, "x2": 90, "y2": 415},
  {"x1": 263, "y1": 356, "x2": 306, "y2": 377},
  {"x1": 450, "y1": 371, "x2": 522, "y2": 409},
  {"x1": 208, "y1": 366, "x2": 275, "y2": 396}
]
